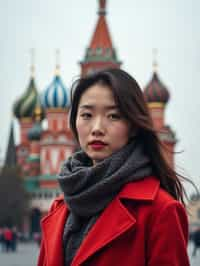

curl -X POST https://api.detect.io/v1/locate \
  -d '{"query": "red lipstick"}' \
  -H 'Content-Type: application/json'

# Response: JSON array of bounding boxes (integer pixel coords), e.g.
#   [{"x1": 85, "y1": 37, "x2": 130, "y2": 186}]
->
[{"x1": 89, "y1": 141, "x2": 107, "y2": 150}]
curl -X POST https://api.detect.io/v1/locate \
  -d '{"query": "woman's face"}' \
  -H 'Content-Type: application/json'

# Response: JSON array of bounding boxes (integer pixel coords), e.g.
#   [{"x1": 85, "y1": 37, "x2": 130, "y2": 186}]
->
[{"x1": 76, "y1": 83, "x2": 131, "y2": 164}]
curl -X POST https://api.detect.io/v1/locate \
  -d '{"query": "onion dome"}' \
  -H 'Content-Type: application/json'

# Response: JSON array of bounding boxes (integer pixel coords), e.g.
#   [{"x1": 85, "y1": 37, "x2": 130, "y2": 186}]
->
[
  {"x1": 42, "y1": 75, "x2": 69, "y2": 108},
  {"x1": 13, "y1": 77, "x2": 38, "y2": 119},
  {"x1": 42, "y1": 50, "x2": 69, "y2": 109},
  {"x1": 144, "y1": 50, "x2": 170, "y2": 105},
  {"x1": 28, "y1": 121, "x2": 42, "y2": 141},
  {"x1": 144, "y1": 71, "x2": 170, "y2": 105},
  {"x1": 13, "y1": 50, "x2": 39, "y2": 119}
]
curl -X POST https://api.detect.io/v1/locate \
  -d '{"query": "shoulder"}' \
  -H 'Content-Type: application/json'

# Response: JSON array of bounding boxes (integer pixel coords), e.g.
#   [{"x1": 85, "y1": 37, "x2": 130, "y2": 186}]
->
[
  {"x1": 119, "y1": 175, "x2": 187, "y2": 218},
  {"x1": 152, "y1": 187, "x2": 187, "y2": 222}
]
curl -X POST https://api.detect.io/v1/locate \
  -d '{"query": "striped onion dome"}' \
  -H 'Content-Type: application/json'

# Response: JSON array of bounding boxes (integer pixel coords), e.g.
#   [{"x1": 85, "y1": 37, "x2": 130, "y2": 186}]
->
[
  {"x1": 143, "y1": 72, "x2": 170, "y2": 105},
  {"x1": 13, "y1": 78, "x2": 38, "y2": 119},
  {"x1": 42, "y1": 74, "x2": 69, "y2": 109}
]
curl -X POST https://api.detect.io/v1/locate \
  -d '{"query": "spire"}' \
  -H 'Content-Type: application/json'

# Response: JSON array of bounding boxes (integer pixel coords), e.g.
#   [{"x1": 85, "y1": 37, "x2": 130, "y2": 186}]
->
[
  {"x1": 55, "y1": 49, "x2": 60, "y2": 76},
  {"x1": 4, "y1": 121, "x2": 17, "y2": 167},
  {"x1": 152, "y1": 48, "x2": 158, "y2": 73},
  {"x1": 30, "y1": 48, "x2": 35, "y2": 78},
  {"x1": 98, "y1": 0, "x2": 106, "y2": 15},
  {"x1": 89, "y1": 0, "x2": 112, "y2": 50},
  {"x1": 80, "y1": 0, "x2": 121, "y2": 75}
]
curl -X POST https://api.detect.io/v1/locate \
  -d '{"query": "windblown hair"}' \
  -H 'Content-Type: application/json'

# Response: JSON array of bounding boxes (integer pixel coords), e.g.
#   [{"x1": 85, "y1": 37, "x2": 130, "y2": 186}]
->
[{"x1": 69, "y1": 68, "x2": 192, "y2": 205}]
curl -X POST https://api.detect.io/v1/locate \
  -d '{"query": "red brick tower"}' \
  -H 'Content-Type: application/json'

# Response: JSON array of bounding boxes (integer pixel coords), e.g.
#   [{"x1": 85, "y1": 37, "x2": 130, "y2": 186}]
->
[
  {"x1": 144, "y1": 56, "x2": 176, "y2": 166},
  {"x1": 80, "y1": 0, "x2": 121, "y2": 76}
]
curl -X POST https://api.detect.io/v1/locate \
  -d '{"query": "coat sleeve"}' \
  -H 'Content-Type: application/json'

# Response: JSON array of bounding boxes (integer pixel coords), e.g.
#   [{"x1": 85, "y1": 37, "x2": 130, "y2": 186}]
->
[{"x1": 147, "y1": 201, "x2": 190, "y2": 266}]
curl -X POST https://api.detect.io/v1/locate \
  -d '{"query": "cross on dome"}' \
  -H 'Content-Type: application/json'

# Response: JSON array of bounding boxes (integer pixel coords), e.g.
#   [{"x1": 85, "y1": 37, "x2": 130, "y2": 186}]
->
[
  {"x1": 30, "y1": 48, "x2": 35, "y2": 78},
  {"x1": 55, "y1": 49, "x2": 61, "y2": 76},
  {"x1": 152, "y1": 48, "x2": 158, "y2": 72}
]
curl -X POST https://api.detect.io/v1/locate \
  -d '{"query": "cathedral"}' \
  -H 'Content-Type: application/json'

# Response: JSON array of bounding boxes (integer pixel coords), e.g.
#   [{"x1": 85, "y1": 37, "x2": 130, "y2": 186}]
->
[{"x1": 5, "y1": 0, "x2": 176, "y2": 234}]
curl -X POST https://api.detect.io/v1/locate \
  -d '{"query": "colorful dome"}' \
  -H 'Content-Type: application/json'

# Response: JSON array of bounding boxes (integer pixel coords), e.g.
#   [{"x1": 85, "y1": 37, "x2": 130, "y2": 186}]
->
[
  {"x1": 13, "y1": 78, "x2": 38, "y2": 119},
  {"x1": 143, "y1": 72, "x2": 170, "y2": 105},
  {"x1": 28, "y1": 121, "x2": 42, "y2": 141},
  {"x1": 42, "y1": 75, "x2": 69, "y2": 109}
]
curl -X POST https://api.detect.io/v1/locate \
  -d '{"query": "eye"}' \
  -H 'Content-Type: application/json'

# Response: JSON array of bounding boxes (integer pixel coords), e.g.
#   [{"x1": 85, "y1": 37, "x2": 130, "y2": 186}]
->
[
  {"x1": 80, "y1": 112, "x2": 92, "y2": 119},
  {"x1": 108, "y1": 113, "x2": 121, "y2": 120}
]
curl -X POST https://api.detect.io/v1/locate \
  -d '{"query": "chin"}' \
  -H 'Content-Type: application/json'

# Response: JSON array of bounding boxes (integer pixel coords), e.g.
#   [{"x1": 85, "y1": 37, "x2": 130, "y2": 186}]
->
[
  {"x1": 86, "y1": 148, "x2": 112, "y2": 162},
  {"x1": 90, "y1": 153, "x2": 111, "y2": 163}
]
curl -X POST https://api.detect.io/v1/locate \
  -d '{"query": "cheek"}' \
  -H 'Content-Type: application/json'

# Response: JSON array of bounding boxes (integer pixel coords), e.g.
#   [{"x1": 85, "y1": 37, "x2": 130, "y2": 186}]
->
[
  {"x1": 76, "y1": 119, "x2": 88, "y2": 143},
  {"x1": 110, "y1": 123, "x2": 130, "y2": 141}
]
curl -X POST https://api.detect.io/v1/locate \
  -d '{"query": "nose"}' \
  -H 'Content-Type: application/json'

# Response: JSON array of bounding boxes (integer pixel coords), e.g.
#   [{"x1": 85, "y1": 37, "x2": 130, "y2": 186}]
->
[{"x1": 91, "y1": 117, "x2": 105, "y2": 136}]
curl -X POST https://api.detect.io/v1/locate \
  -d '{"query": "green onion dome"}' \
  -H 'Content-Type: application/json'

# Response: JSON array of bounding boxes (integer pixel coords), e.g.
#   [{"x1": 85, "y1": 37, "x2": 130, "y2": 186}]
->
[
  {"x1": 13, "y1": 78, "x2": 38, "y2": 119},
  {"x1": 144, "y1": 72, "x2": 170, "y2": 105}
]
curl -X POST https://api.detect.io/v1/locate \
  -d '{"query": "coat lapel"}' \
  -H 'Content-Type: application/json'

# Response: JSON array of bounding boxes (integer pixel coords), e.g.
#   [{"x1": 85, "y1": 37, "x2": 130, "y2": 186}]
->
[
  {"x1": 72, "y1": 176, "x2": 159, "y2": 266},
  {"x1": 41, "y1": 202, "x2": 68, "y2": 266},
  {"x1": 71, "y1": 196, "x2": 136, "y2": 266}
]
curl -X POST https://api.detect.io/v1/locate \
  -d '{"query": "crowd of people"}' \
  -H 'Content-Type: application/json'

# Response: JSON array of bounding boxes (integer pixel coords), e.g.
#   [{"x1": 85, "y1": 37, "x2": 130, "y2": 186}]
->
[{"x1": 0, "y1": 227, "x2": 18, "y2": 252}]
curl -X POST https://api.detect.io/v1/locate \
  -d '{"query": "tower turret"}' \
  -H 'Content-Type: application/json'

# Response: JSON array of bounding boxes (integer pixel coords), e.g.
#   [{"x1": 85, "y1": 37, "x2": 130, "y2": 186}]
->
[
  {"x1": 40, "y1": 50, "x2": 75, "y2": 176},
  {"x1": 13, "y1": 49, "x2": 39, "y2": 144},
  {"x1": 13, "y1": 49, "x2": 40, "y2": 176},
  {"x1": 80, "y1": 0, "x2": 121, "y2": 76},
  {"x1": 144, "y1": 50, "x2": 176, "y2": 166},
  {"x1": 27, "y1": 98, "x2": 43, "y2": 176}
]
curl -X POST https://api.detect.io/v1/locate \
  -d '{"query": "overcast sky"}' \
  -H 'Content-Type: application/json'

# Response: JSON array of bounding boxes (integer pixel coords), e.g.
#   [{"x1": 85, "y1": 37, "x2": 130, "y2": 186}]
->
[{"x1": 0, "y1": 0, "x2": 200, "y2": 194}]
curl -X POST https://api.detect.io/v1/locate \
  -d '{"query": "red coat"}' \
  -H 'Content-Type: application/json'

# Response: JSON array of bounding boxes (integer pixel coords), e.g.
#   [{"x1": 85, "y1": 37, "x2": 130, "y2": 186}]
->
[{"x1": 37, "y1": 176, "x2": 189, "y2": 266}]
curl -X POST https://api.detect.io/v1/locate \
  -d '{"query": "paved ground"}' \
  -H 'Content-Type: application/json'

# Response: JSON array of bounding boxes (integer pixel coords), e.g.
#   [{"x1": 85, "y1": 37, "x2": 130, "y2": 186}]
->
[
  {"x1": 0, "y1": 241, "x2": 199, "y2": 266},
  {"x1": 0, "y1": 242, "x2": 39, "y2": 266},
  {"x1": 188, "y1": 241, "x2": 200, "y2": 266}
]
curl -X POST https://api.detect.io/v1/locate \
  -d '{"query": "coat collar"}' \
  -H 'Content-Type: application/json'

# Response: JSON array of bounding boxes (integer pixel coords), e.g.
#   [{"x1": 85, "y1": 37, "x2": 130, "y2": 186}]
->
[
  {"x1": 41, "y1": 176, "x2": 160, "y2": 266},
  {"x1": 119, "y1": 175, "x2": 160, "y2": 201}
]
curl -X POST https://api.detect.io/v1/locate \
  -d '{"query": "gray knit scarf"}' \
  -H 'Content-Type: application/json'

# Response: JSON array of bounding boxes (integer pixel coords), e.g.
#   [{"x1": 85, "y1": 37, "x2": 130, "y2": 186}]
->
[{"x1": 58, "y1": 138, "x2": 152, "y2": 266}]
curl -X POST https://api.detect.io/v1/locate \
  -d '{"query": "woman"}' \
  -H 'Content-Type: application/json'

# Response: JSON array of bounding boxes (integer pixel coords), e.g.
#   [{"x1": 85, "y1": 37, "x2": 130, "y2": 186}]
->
[{"x1": 38, "y1": 68, "x2": 190, "y2": 266}]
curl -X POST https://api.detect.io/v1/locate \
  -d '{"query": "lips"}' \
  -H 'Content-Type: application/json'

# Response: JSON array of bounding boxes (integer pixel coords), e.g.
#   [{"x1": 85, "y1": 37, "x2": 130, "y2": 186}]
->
[{"x1": 89, "y1": 140, "x2": 107, "y2": 150}]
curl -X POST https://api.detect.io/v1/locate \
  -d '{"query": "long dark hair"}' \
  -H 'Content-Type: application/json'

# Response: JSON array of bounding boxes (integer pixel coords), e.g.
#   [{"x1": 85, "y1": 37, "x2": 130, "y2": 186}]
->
[{"x1": 69, "y1": 68, "x2": 192, "y2": 205}]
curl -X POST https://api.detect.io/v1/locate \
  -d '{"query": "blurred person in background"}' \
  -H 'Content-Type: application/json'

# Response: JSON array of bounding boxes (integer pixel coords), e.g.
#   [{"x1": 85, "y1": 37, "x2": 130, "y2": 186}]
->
[{"x1": 3, "y1": 227, "x2": 13, "y2": 252}]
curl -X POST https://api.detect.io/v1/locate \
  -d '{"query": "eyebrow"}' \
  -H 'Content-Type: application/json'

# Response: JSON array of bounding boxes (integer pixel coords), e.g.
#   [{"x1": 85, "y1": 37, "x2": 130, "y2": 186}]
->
[{"x1": 79, "y1": 104, "x2": 119, "y2": 110}]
